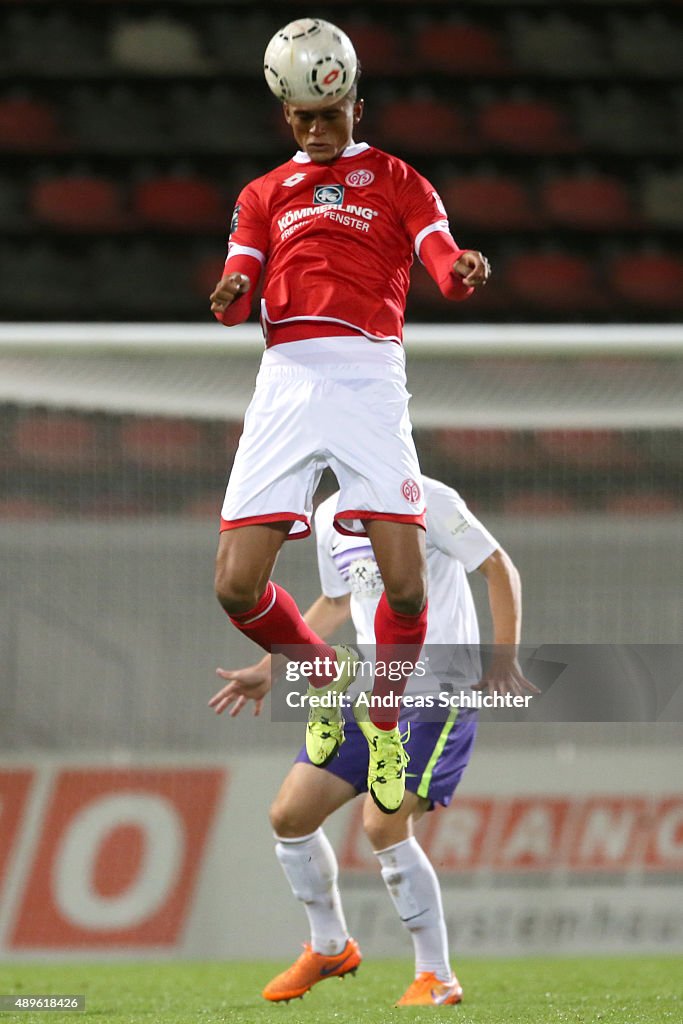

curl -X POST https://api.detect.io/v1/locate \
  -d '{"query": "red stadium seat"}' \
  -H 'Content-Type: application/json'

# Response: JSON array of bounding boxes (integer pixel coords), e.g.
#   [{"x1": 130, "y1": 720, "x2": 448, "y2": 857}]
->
[
  {"x1": 120, "y1": 418, "x2": 208, "y2": 470},
  {"x1": 535, "y1": 430, "x2": 640, "y2": 469},
  {"x1": 132, "y1": 176, "x2": 227, "y2": 230},
  {"x1": 14, "y1": 414, "x2": 99, "y2": 469},
  {"x1": 30, "y1": 175, "x2": 127, "y2": 231},
  {"x1": 504, "y1": 251, "x2": 605, "y2": 312},
  {"x1": 0, "y1": 95, "x2": 64, "y2": 150},
  {"x1": 342, "y1": 21, "x2": 403, "y2": 74},
  {"x1": 0, "y1": 497, "x2": 57, "y2": 521},
  {"x1": 415, "y1": 22, "x2": 509, "y2": 75},
  {"x1": 477, "y1": 98, "x2": 578, "y2": 153},
  {"x1": 376, "y1": 96, "x2": 475, "y2": 155},
  {"x1": 440, "y1": 174, "x2": 537, "y2": 230},
  {"x1": 503, "y1": 491, "x2": 579, "y2": 515},
  {"x1": 608, "y1": 251, "x2": 683, "y2": 311},
  {"x1": 433, "y1": 429, "x2": 528, "y2": 469},
  {"x1": 604, "y1": 491, "x2": 679, "y2": 515},
  {"x1": 540, "y1": 174, "x2": 635, "y2": 230}
]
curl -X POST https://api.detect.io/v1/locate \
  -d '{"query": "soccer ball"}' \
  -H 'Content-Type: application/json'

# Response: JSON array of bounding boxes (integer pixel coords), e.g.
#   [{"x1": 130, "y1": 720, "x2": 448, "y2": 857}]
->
[{"x1": 263, "y1": 18, "x2": 357, "y2": 107}]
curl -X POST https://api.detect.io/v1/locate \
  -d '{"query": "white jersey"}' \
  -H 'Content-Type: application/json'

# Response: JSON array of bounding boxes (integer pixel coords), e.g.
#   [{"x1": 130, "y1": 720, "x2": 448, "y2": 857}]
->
[{"x1": 314, "y1": 476, "x2": 498, "y2": 693}]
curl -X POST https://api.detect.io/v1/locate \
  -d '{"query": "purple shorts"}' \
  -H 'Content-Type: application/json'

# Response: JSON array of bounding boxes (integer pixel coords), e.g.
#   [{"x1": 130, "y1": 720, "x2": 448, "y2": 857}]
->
[{"x1": 295, "y1": 708, "x2": 477, "y2": 809}]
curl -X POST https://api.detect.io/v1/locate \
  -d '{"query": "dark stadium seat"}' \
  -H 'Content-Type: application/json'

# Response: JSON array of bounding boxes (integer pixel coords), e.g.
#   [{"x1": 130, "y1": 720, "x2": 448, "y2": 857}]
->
[
  {"x1": 504, "y1": 251, "x2": 605, "y2": 312},
  {"x1": 68, "y1": 86, "x2": 168, "y2": 152},
  {"x1": 0, "y1": 94, "x2": 64, "y2": 150},
  {"x1": 575, "y1": 88, "x2": 674, "y2": 155},
  {"x1": 509, "y1": 13, "x2": 606, "y2": 77},
  {"x1": 132, "y1": 176, "x2": 227, "y2": 230},
  {"x1": 477, "y1": 97, "x2": 579, "y2": 153},
  {"x1": 376, "y1": 95, "x2": 475, "y2": 155},
  {"x1": 608, "y1": 251, "x2": 683, "y2": 311},
  {"x1": 640, "y1": 170, "x2": 683, "y2": 228},
  {"x1": 415, "y1": 22, "x2": 509, "y2": 75},
  {"x1": 610, "y1": 13, "x2": 683, "y2": 78},
  {"x1": 30, "y1": 175, "x2": 127, "y2": 231},
  {"x1": 540, "y1": 173, "x2": 636, "y2": 230},
  {"x1": 439, "y1": 173, "x2": 537, "y2": 230}
]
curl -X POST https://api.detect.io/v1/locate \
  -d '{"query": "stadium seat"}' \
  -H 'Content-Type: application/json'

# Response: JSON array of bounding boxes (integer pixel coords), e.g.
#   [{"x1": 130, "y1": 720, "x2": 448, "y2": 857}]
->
[
  {"x1": 0, "y1": 176, "x2": 25, "y2": 228},
  {"x1": 0, "y1": 497, "x2": 57, "y2": 520},
  {"x1": 503, "y1": 491, "x2": 579, "y2": 515},
  {"x1": 575, "y1": 87, "x2": 674, "y2": 154},
  {"x1": 509, "y1": 13, "x2": 607, "y2": 77},
  {"x1": 88, "y1": 240, "x2": 195, "y2": 316},
  {"x1": 610, "y1": 13, "x2": 683, "y2": 78},
  {"x1": 535, "y1": 430, "x2": 640, "y2": 469},
  {"x1": 6, "y1": 9, "x2": 105, "y2": 73},
  {"x1": 504, "y1": 250, "x2": 606, "y2": 313},
  {"x1": 604, "y1": 491, "x2": 679, "y2": 515},
  {"x1": 641, "y1": 170, "x2": 683, "y2": 228},
  {"x1": 433, "y1": 429, "x2": 528, "y2": 469},
  {"x1": 132, "y1": 176, "x2": 227, "y2": 230},
  {"x1": 439, "y1": 173, "x2": 537, "y2": 230},
  {"x1": 415, "y1": 22, "x2": 509, "y2": 75},
  {"x1": 205, "y1": 12, "x2": 275, "y2": 74},
  {"x1": 540, "y1": 173, "x2": 635, "y2": 230},
  {"x1": 477, "y1": 97, "x2": 579, "y2": 153},
  {"x1": 375, "y1": 95, "x2": 475, "y2": 155},
  {"x1": 68, "y1": 86, "x2": 168, "y2": 152},
  {"x1": 608, "y1": 251, "x2": 683, "y2": 311},
  {"x1": 109, "y1": 15, "x2": 207, "y2": 73},
  {"x1": 29, "y1": 175, "x2": 127, "y2": 231},
  {"x1": 342, "y1": 21, "x2": 403, "y2": 74},
  {"x1": 120, "y1": 418, "x2": 208, "y2": 470},
  {"x1": 0, "y1": 95, "x2": 64, "y2": 150},
  {"x1": 170, "y1": 85, "x2": 272, "y2": 153},
  {"x1": 14, "y1": 414, "x2": 99, "y2": 469}
]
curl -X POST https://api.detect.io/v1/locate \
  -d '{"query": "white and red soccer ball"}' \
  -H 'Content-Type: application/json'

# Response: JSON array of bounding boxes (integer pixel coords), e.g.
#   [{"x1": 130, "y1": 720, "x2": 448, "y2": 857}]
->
[{"x1": 264, "y1": 18, "x2": 357, "y2": 107}]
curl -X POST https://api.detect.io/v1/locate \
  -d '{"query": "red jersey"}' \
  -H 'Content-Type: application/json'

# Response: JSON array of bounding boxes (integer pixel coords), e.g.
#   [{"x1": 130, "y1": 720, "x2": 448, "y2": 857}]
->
[{"x1": 220, "y1": 142, "x2": 471, "y2": 344}]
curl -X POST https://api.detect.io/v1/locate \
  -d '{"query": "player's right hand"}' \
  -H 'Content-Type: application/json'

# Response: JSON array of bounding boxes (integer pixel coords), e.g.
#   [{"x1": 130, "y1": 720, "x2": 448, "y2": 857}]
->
[
  {"x1": 209, "y1": 661, "x2": 271, "y2": 718},
  {"x1": 210, "y1": 273, "x2": 251, "y2": 314}
]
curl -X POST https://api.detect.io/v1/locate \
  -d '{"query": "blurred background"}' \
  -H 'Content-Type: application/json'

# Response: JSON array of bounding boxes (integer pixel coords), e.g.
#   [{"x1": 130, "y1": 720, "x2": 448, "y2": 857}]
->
[
  {"x1": 0, "y1": 0, "x2": 682, "y2": 322},
  {"x1": 0, "y1": 0, "x2": 682, "y2": 965}
]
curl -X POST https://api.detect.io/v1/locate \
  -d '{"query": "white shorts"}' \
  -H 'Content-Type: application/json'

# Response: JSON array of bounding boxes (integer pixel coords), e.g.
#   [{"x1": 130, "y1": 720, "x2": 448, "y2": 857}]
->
[{"x1": 220, "y1": 337, "x2": 426, "y2": 539}]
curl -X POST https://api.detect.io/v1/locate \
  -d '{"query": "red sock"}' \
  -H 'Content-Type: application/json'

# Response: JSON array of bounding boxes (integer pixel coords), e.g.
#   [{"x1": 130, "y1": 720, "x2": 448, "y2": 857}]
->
[
  {"x1": 371, "y1": 592, "x2": 428, "y2": 729},
  {"x1": 228, "y1": 581, "x2": 336, "y2": 687}
]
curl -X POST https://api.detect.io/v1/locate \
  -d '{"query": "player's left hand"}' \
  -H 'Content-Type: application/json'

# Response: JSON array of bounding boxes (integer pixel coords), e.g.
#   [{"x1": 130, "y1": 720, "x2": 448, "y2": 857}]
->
[
  {"x1": 472, "y1": 647, "x2": 540, "y2": 699},
  {"x1": 453, "y1": 251, "x2": 491, "y2": 289}
]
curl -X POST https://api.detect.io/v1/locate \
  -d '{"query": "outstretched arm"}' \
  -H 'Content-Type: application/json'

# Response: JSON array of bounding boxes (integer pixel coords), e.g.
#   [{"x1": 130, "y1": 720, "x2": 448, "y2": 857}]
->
[
  {"x1": 210, "y1": 593, "x2": 352, "y2": 717},
  {"x1": 419, "y1": 230, "x2": 491, "y2": 301},
  {"x1": 473, "y1": 548, "x2": 539, "y2": 697}
]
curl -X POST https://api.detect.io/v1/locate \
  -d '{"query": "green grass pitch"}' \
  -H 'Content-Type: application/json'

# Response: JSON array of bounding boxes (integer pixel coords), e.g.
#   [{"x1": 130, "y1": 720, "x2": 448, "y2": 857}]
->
[{"x1": 0, "y1": 956, "x2": 680, "y2": 1023}]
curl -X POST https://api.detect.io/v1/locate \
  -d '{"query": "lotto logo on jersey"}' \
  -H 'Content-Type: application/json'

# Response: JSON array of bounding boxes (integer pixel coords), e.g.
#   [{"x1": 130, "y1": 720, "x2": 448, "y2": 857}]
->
[{"x1": 313, "y1": 185, "x2": 345, "y2": 205}]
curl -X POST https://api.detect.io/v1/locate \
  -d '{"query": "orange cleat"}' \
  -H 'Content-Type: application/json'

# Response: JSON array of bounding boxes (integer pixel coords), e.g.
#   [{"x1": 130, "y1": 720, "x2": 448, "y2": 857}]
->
[
  {"x1": 396, "y1": 971, "x2": 463, "y2": 1007},
  {"x1": 262, "y1": 938, "x2": 362, "y2": 1002}
]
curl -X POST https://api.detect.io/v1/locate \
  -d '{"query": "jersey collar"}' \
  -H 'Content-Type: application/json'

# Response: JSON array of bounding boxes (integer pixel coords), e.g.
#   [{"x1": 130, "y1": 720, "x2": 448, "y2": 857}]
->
[{"x1": 292, "y1": 142, "x2": 371, "y2": 164}]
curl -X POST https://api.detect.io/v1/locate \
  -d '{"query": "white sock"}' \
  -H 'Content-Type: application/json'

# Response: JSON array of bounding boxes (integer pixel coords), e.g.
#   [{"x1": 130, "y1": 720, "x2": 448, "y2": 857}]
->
[
  {"x1": 376, "y1": 836, "x2": 451, "y2": 982},
  {"x1": 275, "y1": 829, "x2": 349, "y2": 956}
]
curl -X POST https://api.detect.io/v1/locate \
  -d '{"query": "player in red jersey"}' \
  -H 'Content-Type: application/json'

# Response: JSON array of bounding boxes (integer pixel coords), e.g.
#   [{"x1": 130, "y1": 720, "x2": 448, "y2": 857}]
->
[{"x1": 210, "y1": 52, "x2": 491, "y2": 815}]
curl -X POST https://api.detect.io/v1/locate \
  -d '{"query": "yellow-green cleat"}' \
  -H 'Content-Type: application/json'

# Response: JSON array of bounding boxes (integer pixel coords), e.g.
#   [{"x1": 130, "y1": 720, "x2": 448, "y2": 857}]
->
[
  {"x1": 354, "y1": 704, "x2": 409, "y2": 814},
  {"x1": 305, "y1": 645, "x2": 359, "y2": 768}
]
